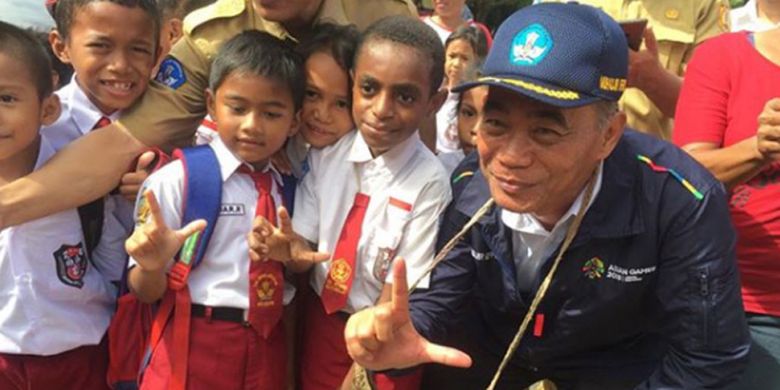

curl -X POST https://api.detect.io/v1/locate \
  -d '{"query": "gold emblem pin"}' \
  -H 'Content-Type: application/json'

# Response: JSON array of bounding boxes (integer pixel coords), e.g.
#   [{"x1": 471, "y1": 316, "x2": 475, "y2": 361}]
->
[{"x1": 664, "y1": 8, "x2": 680, "y2": 20}]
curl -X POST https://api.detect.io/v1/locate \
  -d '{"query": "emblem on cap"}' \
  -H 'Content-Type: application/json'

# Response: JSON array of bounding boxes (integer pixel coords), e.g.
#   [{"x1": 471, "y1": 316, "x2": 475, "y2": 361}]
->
[{"x1": 510, "y1": 23, "x2": 553, "y2": 66}]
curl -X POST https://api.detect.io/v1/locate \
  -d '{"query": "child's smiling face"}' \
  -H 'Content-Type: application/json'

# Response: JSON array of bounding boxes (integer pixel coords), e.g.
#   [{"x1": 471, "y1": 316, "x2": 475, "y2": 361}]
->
[
  {"x1": 352, "y1": 39, "x2": 442, "y2": 157},
  {"x1": 53, "y1": 1, "x2": 158, "y2": 114},
  {"x1": 0, "y1": 53, "x2": 59, "y2": 161},
  {"x1": 300, "y1": 51, "x2": 354, "y2": 149}
]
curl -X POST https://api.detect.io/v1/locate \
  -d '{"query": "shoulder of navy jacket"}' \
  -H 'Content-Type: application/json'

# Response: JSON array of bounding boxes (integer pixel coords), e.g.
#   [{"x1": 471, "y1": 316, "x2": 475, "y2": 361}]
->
[
  {"x1": 572, "y1": 132, "x2": 645, "y2": 244},
  {"x1": 626, "y1": 129, "x2": 721, "y2": 202},
  {"x1": 453, "y1": 169, "x2": 492, "y2": 217}
]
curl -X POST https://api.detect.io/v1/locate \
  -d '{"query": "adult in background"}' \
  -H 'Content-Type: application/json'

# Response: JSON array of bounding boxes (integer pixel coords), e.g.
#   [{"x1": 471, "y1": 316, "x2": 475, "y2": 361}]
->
[
  {"x1": 539, "y1": 0, "x2": 730, "y2": 140},
  {"x1": 674, "y1": 23, "x2": 780, "y2": 390},
  {"x1": 0, "y1": 0, "x2": 417, "y2": 229},
  {"x1": 344, "y1": 3, "x2": 749, "y2": 389},
  {"x1": 421, "y1": 0, "x2": 492, "y2": 48}
]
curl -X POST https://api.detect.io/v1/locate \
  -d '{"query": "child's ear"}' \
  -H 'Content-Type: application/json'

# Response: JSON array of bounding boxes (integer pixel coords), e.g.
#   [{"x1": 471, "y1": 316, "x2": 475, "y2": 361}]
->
[
  {"x1": 40, "y1": 94, "x2": 62, "y2": 126},
  {"x1": 49, "y1": 30, "x2": 71, "y2": 64},
  {"x1": 169, "y1": 18, "x2": 184, "y2": 45},
  {"x1": 288, "y1": 110, "x2": 301, "y2": 137},
  {"x1": 426, "y1": 87, "x2": 448, "y2": 117},
  {"x1": 205, "y1": 88, "x2": 216, "y2": 118}
]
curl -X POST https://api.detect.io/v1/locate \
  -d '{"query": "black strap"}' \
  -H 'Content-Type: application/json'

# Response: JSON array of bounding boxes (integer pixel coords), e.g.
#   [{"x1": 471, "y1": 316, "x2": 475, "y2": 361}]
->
[{"x1": 77, "y1": 197, "x2": 105, "y2": 258}]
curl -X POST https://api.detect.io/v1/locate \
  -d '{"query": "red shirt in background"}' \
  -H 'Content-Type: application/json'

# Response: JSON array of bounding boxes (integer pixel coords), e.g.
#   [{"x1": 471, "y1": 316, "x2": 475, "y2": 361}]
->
[{"x1": 674, "y1": 31, "x2": 780, "y2": 316}]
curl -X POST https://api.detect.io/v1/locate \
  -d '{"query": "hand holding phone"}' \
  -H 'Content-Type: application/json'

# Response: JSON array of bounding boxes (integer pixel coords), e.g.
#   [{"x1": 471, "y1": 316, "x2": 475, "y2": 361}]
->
[{"x1": 620, "y1": 19, "x2": 648, "y2": 51}]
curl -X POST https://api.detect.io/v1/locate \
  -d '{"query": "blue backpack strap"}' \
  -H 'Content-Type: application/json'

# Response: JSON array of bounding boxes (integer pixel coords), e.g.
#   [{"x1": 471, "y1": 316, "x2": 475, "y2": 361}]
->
[
  {"x1": 139, "y1": 145, "x2": 222, "y2": 377},
  {"x1": 281, "y1": 173, "x2": 297, "y2": 216},
  {"x1": 167, "y1": 145, "x2": 222, "y2": 288}
]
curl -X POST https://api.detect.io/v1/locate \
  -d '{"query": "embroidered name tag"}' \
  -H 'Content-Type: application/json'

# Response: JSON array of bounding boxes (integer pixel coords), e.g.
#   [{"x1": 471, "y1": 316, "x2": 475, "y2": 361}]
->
[{"x1": 220, "y1": 204, "x2": 245, "y2": 216}]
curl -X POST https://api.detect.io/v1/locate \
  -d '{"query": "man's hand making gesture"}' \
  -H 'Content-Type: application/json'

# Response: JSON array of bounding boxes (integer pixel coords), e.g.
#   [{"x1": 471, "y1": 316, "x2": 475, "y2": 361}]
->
[{"x1": 344, "y1": 258, "x2": 472, "y2": 371}]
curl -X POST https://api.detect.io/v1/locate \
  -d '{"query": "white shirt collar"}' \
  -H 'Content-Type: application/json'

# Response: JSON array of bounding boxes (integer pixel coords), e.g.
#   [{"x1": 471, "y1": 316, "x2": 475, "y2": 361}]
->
[
  {"x1": 60, "y1": 77, "x2": 120, "y2": 135},
  {"x1": 208, "y1": 135, "x2": 281, "y2": 186},
  {"x1": 347, "y1": 130, "x2": 420, "y2": 171},
  {"x1": 501, "y1": 162, "x2": 603, "y2": 236}
]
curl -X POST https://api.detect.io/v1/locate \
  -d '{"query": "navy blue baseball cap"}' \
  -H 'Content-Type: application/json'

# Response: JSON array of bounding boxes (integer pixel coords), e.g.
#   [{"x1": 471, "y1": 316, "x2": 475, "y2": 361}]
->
[{"x1": 453, "y1": 2, "x2": 628, "y2": 108}]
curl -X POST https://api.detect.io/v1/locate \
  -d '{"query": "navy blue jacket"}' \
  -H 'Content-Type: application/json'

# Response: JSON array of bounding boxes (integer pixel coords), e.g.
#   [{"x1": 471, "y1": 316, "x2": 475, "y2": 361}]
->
[{"x1": 410, "y1": 130, "x2": 749, "y2": 389}]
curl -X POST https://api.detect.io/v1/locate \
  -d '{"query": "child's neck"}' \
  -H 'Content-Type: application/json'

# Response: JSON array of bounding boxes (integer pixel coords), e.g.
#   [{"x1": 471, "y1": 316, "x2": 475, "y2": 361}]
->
[
  {"x1": 249, "y1": 158, "x2": 270, "y2": 172},
  {"x1": 0, "y1": 136, "x2": 41, "y2": 186}
]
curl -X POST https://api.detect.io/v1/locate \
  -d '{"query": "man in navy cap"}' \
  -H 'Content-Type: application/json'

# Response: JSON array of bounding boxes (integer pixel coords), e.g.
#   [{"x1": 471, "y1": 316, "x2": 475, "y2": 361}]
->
[{"x1": 344, "y1": 3, "x2": 749, "y2": 389}]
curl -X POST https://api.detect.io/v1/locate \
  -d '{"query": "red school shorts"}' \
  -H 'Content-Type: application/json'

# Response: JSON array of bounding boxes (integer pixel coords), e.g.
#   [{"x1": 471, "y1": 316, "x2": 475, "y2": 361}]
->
[
  {"x1": 299, "y1": 291, "x2": 421, "y2": 390},
  {"x1": 0, "y1": 336, "x2": 110, "y2": 390},
  {"x1": 140, "y1": 315, "x2": 286, "y2": 390}
]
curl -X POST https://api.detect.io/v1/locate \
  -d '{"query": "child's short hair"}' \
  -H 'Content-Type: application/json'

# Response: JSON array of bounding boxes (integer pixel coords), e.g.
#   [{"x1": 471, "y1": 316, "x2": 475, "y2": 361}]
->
[
  {"x1": 53, "y1": 0, "x2": 161, "y2": 46},
  {"x1": 446, "y1": 25, "x2": 489, "y2": 64},
  {"x1": 209, "y1": 30, "x2": 305, "y2": 111},
  {"x1": 356, "y1": 15, "x2": 444, "y2": 96},
  {"x1": 30, "y1": 29, "x2": 73, "y2": 90},
  {"x1": 297, "y1": 23, "x2": 360, "y2": 74},
  {"x1": 0, "y1": 21, "x2": 54, "y2": 99}
]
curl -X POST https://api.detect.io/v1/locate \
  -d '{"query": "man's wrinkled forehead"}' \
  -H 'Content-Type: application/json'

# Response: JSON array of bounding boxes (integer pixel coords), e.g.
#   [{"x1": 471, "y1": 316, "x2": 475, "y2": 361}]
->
[{"x1": 482, "y1": 85, "x2": 570, "y2": 127}]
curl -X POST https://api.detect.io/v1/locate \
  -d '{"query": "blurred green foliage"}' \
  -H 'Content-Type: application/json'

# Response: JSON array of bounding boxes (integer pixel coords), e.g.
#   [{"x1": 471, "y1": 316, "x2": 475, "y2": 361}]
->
[{"x1": 730, "y1": 0, "x2": 747, "y2": 8}]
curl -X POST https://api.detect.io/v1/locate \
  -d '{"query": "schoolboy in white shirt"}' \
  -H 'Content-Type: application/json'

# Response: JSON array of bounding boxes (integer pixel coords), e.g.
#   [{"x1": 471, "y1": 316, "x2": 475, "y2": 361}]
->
[
  {"x1": 42, "y1": 0, "x2": 163, "y2": 282},
  {"x1": 0, "y1": 21, "x2": 123, "y2": 390},
  {"x1": 253, "y1": 16, "x2": 452, "y2": 390},
  {"x1": 125, "y1": 30, "x2": 304, "y2": 390}
]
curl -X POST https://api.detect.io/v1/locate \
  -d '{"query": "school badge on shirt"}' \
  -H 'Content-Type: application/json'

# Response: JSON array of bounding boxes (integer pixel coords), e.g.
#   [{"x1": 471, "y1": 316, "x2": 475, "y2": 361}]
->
[{"x1": 53, "y1": 243, "x2": 88, "y2": 288}]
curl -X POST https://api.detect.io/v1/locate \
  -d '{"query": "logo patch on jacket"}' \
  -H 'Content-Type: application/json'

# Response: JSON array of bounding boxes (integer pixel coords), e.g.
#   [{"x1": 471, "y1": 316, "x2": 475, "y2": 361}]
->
[
  {"x1": 155, "y1": 57, "x2": 186, "y2": 89},
  {"x1": 582, "y1": 257, "x2": 605, "y2": 279},
  {"x1": 53, "y1": 243, "x2": 88, "y2": 288}
]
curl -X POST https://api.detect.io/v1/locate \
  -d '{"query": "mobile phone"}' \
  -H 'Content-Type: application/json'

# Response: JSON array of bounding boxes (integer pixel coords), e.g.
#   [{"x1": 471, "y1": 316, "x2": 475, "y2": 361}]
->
[{"x1": 619, "y1": 19, "x2": 648, "y2": 51}]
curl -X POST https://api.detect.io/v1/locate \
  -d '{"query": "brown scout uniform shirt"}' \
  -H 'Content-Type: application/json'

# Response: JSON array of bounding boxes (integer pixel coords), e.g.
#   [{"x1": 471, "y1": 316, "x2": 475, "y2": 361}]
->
[
  {"x1": 543, "y1": 0, "x2": 730, "y2": 140},
  {"x1": 118, "y1": 0, "x2": 417, "y2": 150}
]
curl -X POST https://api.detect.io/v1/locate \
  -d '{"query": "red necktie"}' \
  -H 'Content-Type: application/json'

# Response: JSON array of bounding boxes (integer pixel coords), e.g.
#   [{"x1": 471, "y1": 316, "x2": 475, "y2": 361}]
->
[
  {"x1": 240, "y1": 166, "x2": 284, "y2": 339},
  {"x1": 321, "y1": 192, "x2": 370, "y2": 314},
  {"x1": 94, "y1": 116, "x2": 111, "y2": 130}
]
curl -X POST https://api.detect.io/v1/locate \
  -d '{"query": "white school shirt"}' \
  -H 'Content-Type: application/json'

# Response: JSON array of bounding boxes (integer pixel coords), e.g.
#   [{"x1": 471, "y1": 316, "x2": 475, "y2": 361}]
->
[
  {"x1": 0, "y1": 137, "x2": 118, "y2": 355},
  {"x1": 422, "y1": 15, "x2": 454, "y2": 45},
  {"x1": 41, "y1": 77, "x2": 133, "y2": 282},
  {"x1": 435, "y1": 91, "x2": 461, "y2": 154},
  {"x1": 293, "y1": 131, "x2": 452, "y2": 313},
  {"x1": 731, "y1": 0, "x2": 780, "y2": 32},
  {"x1": 129, "y1": 136, "x2": 295, "y2": 308},
  {"x1": 42, "y1": 77, "x2": 120, "y2": 151},
  {"x1": 502, "y1": 164, "x2": 603, "y2": 292}
]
